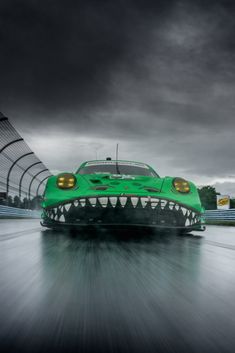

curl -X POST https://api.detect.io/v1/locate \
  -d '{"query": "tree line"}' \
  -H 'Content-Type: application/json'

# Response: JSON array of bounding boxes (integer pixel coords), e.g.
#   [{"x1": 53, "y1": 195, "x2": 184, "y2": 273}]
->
[
  {"x1": 198, "y1": 186, "x2": 235, "y2": 210},
  {"x1": 0, "y1": 195, "x2": 43, "y2": 210}
]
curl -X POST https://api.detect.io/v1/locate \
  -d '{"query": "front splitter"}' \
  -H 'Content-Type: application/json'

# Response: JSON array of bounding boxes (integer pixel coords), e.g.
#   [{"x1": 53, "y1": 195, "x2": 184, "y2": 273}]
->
[{"x1": 41, "y1": 220, "x2": 206, "y2": 232}]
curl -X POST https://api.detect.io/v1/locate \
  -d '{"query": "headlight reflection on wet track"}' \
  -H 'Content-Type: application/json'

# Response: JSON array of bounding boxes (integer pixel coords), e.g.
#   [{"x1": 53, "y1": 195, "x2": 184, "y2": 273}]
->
[{"x1": 0, "y1": 220, "x2": 235, "y2": 353}]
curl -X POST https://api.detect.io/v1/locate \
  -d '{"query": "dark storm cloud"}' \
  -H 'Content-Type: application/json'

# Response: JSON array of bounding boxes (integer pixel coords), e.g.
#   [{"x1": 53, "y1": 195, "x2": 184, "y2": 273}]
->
[
  {"x1": 0, "y1": 0, "x2": 235, "y2": 189},
  {"x1": 1, "y1": 0, "x2": 233, "y2": 113},
  {"x1": 0, "y1": 0, "x2": 174, "y2": 110}
]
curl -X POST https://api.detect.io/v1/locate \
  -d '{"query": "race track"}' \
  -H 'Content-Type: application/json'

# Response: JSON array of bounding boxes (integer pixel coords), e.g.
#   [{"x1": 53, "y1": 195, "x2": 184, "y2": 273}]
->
[{"x1": 0, "y1": 219, "x2": 235, "y2": 353}]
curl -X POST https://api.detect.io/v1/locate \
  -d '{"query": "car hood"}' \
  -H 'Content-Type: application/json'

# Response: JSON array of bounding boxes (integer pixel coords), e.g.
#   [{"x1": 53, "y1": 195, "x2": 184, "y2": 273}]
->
[
  {"x1": 42, "y1": 173, "x2": 202, "y2": 213},
  {"x1": 81, "y1": 173, "x2": 164, "y2": 193}
]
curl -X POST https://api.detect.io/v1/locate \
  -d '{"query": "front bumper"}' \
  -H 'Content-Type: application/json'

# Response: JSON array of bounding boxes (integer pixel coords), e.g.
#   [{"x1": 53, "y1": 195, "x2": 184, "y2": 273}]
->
[{"x1": 41, "y1": 196, "x2": 205, "y2": 231}]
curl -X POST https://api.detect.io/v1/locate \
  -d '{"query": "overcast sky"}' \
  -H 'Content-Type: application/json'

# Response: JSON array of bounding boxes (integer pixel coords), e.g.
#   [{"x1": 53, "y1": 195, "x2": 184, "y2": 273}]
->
[{"x1": 0, "y1": 0, "x2": 235, "y2": 194}]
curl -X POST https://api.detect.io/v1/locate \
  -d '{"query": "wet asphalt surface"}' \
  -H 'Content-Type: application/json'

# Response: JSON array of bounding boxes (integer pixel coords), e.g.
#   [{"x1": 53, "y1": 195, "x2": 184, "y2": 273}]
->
[{"x1": 0, "y1": 220, "x2": 235, "y2": 353}]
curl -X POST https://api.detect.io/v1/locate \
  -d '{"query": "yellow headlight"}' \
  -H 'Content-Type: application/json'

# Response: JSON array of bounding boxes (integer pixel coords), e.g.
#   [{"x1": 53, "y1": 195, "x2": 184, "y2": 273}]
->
[
  {"x1": 57, "y1": 173, "x2": 76, "y2": 189},
  {"x1": 173, "y1": 178, "x2": 190, "y2": 193}
]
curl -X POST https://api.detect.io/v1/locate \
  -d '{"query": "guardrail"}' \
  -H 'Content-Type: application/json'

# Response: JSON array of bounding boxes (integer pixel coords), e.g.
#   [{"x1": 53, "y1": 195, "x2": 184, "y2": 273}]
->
[
  {"x1": 0, "y1": 205, "x2": 41, "y2": 218},
  {"x1": 204, "y1": 209, "x2": 235, "y2": 221},
  {"x1": 1, "y1": 206, "x2": 234, "y2": 221}
]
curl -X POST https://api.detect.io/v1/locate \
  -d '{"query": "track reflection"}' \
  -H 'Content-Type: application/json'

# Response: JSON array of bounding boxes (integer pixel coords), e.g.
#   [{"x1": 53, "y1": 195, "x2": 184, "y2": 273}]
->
[{"x1": 0, "y1": 221, "x2": 235, "y2": 353}]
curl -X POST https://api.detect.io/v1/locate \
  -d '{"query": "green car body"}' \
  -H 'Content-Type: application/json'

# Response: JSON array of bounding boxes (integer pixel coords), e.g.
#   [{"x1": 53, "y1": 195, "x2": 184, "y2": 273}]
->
[{"x1": 41, "y1": 159, "x2": 205, "y2": 232}]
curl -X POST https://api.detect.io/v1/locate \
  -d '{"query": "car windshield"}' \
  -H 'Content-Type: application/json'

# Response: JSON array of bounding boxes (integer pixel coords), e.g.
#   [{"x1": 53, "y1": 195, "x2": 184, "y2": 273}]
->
[{"x1": 77, "y1": 162, "x2": 158, "y2": 177}]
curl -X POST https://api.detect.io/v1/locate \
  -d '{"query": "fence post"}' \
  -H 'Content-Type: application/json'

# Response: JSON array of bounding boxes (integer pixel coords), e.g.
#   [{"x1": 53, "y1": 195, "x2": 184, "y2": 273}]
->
[
  {"x1": 6, "y1": 152, "x2": 34, "y2": 202},
  {"x1": 19, "y1": 162, "x2": 42, "y2": 199},
  {"x1": 28, "y1": 169, "x2": 49, "y2": 201},
  {"x1": 36, "y1": 175, "x2": 50, "y2": 197}
]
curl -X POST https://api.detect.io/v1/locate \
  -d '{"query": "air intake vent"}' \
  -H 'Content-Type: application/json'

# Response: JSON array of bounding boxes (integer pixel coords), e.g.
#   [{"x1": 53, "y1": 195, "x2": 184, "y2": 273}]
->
[
  {"x1": 92, "y1": 186, "x2": 109, "y2": 191},
  {"x1": 144, "y1": 187, "x2": 160, "y2": 192},
  {"x1": 90, "y1": 179, "x2": 101, "y2": 184}
]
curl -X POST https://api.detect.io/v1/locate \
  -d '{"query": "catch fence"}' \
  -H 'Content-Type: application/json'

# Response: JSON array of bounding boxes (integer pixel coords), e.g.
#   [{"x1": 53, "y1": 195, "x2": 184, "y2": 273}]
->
[{"x1": 0, "y1": 112, "x2": 52, "y2": 209}]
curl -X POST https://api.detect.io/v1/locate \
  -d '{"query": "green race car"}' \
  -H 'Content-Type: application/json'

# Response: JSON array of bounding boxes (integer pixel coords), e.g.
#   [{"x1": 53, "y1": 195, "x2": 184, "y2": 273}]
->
[{"x1": 41, "y1": 159, "x2": 205, "y2": 232}]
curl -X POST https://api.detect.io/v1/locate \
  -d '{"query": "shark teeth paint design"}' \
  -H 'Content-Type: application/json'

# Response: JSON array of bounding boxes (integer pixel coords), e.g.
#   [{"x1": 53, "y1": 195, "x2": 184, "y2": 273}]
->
[
  {"x1": 45, "y1": 197, "x2": 201, "y2": 228},
  {"x1": 99, "y1": 197, "x2": 108, "y2": 207},
  {"x1": 150, "y1": 198, "x2": 159, "y2": 209},
  {"x1": 109, "y1": 197, "x2": 117, "y2": 207},
  {"x1": 160, "y1": 200, "x2": 167, "y2": 209},
  {"x1": 64, "y1": 204, "x2": 71, "y2": 212},
  {"x1": 53, "y1": 209, "x2": 57, "y2": 219},
  {"x1": 185, "y1": 219, "x2": 190, "y2": 226},
  {"x1": 79, "y1": 199, "x2": 86, "y2": 207},
  {"x1": 120, "y1": 197, "x2": 127, "y2": 207},
  {"x1": 59, "y1": 214, "x2": 65, "y2": 222},
  {"x1": 131, "y1": 197, "x2": 138, "y2": 208},
  {"x1": 89, "y1": 198, "x2": 97, "y2": 207},
  {"x1": 141, "y1": 197, "x2": 149, "y2": 208}
]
